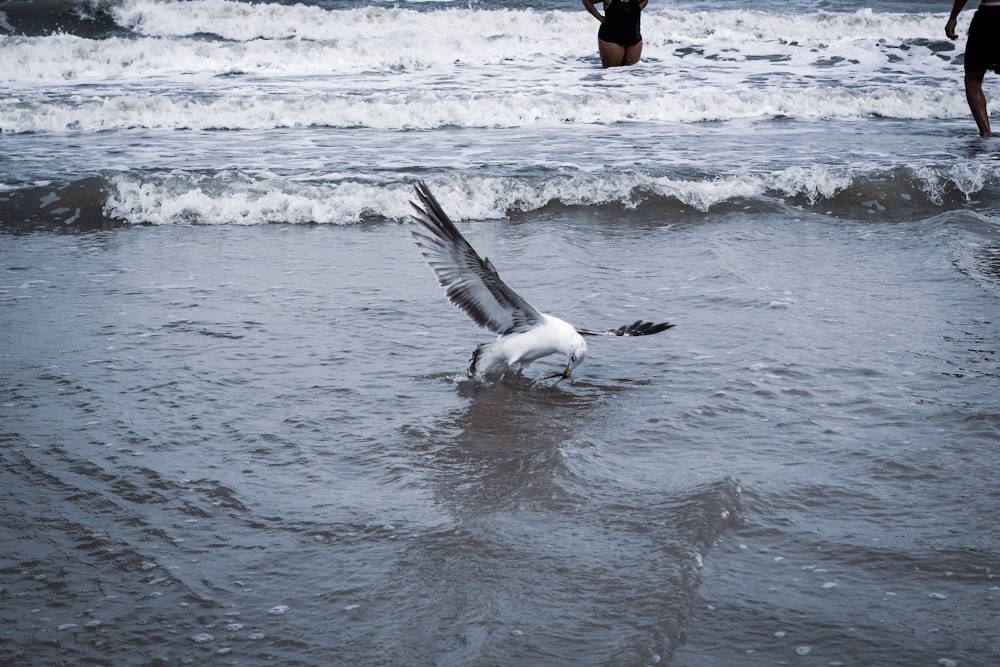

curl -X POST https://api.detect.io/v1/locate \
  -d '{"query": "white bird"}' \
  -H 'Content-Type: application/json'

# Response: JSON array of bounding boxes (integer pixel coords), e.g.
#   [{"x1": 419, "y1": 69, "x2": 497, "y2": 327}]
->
[{"x1": 408, "y1": 181, "x2": 673, "y2": 381}]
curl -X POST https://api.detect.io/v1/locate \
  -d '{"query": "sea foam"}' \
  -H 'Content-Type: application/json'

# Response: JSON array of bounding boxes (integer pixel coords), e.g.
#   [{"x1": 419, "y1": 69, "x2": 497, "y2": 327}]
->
[
  {"x1": 0, "y1": 3, "x2": 971, "y2": 134},
  {"x1": 98, "y1": 164, "x2": 998, "y2": 226},
  {"x1": 0, "y1": 85, "x2": 971, "y2": 134},
  {"x1": 0, "y1": 6, "x2": 967, "y2": 80}
]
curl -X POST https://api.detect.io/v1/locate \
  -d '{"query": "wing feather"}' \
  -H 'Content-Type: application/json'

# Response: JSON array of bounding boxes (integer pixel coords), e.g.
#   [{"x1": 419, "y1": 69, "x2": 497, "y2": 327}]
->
[
  {"x1": 409, "y1": 181, "x2": 542, "y2": 335},
  {"x1": 577, "y1": 320, "x2": 674, "y2": 337}
]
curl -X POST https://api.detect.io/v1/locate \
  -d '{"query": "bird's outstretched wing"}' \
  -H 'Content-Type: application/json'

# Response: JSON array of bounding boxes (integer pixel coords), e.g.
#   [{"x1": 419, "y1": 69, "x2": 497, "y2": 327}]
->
[
  {"x1": 409, "y1": 181, "x2": 543, "y2": 335},
  {"x1": 577, "y1": 320, "x2": 674, "y2": 337}
]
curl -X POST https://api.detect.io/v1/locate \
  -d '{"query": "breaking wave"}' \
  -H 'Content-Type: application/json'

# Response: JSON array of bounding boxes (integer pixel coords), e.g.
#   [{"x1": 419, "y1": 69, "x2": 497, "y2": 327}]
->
[{"x1": 3, "y1": 163, "x2": 997, "y2": 230}]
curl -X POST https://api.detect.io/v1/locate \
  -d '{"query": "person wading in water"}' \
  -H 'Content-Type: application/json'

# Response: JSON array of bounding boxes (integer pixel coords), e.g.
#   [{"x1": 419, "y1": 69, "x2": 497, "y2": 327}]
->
[
  {"x1": 582, "y1": 0, "x2": 648, "y2": 68},
  {"x1": 946, "y1": 0, "x2": 1000, "y2": 137}
]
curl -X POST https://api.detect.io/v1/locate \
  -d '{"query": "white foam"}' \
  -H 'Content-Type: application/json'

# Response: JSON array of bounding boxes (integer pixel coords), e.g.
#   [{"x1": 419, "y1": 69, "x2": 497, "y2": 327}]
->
[
  {"x1": 99, "y1": 162, "x2": 999, "y2": 226},
  {"x1": 0, "y1": 4, "x2": 973, "y2": 135},
  {"x1": 0, "y1": 84, "x2": 972, "y2": 134},
  {"x1": 109, "y1": 0, "x2": 959, "y2": 48},
  {"x1": 104, "y1": 173, "x2": 416, "y2": 225},
  {"x1": 0, "y1": 6, "x2": 968, "y2": 81}
]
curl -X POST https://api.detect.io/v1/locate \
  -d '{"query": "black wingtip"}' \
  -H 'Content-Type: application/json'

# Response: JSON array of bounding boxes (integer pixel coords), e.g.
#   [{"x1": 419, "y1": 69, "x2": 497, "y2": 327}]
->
[
  {"x1": 616, "y1": 320, "x2": 674, "y2": 336},
  {"x1": 413, "y1": 179, "x2": 429, "y2": 202},
  {"x1": 412, "y1": 180, "x2": 440, "y2": 214},
  {"x1": 410, "y1": 181, "x2": 456, "y2": 232},
  {"x1": 577, "y1": 320, "x2": 675, "y2": 337},
  {"x1": 410, "y1": 180, "x2": 432, "y2": 217}
]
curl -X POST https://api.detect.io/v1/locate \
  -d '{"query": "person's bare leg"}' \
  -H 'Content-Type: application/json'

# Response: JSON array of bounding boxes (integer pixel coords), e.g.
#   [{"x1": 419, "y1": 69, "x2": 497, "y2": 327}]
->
[
  {"x1": 598, "y1": 39, "x2": 626, "y2": 68},
  {"x1": 623, "y1": 40, "x2": 643, "y2": 66},
  {"x1": 964, "y1": 69, "x2": 993, "y2": 137}
]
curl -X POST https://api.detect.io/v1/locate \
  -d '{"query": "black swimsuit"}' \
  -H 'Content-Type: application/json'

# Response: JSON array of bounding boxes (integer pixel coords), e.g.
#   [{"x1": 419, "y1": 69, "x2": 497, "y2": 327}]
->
[
  {"x1": 598, "y1": 0, "x2": 642, "y2": 47},
  {"x1": 965, "y1": 5, "x2": 1000, "y2": 74}
]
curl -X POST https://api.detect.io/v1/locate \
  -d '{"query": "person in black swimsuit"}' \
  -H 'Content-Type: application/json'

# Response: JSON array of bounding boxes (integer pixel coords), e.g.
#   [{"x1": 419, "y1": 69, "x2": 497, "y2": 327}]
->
[
  {"x1": 946, "y1": 0, "x2": 1000, "y2": 137},
  {"x1": 582, "y1": 0, "x2": 648, "y2": 68}
]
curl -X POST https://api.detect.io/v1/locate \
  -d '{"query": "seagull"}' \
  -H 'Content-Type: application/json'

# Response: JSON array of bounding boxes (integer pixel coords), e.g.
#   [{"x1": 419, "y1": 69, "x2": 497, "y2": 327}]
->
[{"x1": 408, "y1": 181, "x2": 673, "y2": 381}]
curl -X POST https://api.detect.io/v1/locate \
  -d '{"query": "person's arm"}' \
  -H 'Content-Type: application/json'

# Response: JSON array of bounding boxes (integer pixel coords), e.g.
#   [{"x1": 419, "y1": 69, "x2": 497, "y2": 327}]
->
[
  {"x1": 638, "y1": 0, "x2": 648, "y2": 9},
  {"x1": 946, "y1": 0, "x2": 968, "y2": 40},
  {"x1": 582, "y1": 0, "x2": 605, "y2": 23}
]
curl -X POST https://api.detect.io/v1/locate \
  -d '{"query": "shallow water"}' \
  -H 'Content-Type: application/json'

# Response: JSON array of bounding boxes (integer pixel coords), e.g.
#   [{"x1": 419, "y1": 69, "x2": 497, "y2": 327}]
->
[{"x1": 3, "y1": 208, "x2": 999, "y2": 664}]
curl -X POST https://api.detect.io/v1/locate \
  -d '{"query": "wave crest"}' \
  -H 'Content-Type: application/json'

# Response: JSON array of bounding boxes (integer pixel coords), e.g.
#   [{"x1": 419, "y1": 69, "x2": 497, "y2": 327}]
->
[{"x1": 3, "y1": 162, "x2": 996, "y2": 231}]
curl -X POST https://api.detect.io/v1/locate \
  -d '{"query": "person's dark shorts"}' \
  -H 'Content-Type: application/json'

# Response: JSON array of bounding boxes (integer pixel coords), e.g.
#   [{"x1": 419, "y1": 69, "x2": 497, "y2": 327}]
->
[{"x1": 965, "y1": 6, "x2": 1000, "y2": 74}]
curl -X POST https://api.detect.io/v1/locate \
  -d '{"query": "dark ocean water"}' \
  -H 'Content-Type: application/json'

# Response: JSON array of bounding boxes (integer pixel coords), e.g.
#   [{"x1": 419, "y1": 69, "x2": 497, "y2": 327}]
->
[{"x1": 2, "y1": 0, "x2": 999, "y2": 665}]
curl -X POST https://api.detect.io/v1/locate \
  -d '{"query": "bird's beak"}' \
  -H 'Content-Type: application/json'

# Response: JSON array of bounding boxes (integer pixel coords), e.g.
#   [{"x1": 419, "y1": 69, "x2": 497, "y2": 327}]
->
[{"x1": 540, "y1": 363, "x2": 574, "y2": 383}]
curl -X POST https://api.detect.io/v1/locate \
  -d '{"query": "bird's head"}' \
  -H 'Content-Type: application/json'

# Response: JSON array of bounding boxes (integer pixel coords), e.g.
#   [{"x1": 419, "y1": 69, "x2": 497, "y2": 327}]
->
[{"x1": 561, "y1": 338, "x2": 588, "y2": 379}]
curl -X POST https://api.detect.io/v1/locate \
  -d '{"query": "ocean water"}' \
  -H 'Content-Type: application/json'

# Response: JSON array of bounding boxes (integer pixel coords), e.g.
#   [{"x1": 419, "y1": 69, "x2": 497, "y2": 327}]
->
[{"x1": 1, "y1": 0, "x2": 999, "y2": 665}]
